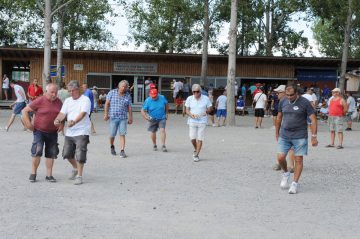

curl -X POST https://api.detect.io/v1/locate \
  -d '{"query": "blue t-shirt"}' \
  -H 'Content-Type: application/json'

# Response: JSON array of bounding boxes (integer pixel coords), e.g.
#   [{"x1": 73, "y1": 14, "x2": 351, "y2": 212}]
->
[
  {"x1": 241, "y1": 86, "x2": 246, "y2": 96},
  {"x1": 236, "y1": 99, "x2": 245, "y2": 107},
  {"x1": 142, "y1": 95, "x2": 168, "y2": 120},
  {"x1": 83, "y1": 89, "x2": 94, "y2": 112},
  {"x1": 278, "y1": 96, "x2": 315, "y2": 139}
]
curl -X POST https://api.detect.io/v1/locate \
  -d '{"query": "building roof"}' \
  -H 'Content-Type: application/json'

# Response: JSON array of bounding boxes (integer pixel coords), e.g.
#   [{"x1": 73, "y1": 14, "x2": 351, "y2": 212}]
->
[{"x1": 1, "y1": 47, "x2": 360, "y2": 68}]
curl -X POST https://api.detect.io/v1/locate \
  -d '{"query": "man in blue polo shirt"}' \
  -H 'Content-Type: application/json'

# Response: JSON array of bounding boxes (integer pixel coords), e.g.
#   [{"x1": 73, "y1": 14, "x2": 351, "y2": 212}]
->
[{"x1": 141, "y1": 88, "x2": 169, "y2": 152}]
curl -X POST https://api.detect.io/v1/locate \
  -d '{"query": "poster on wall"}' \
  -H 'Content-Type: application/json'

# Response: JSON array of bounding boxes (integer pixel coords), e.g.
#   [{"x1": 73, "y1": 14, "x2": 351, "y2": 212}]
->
[{"x1": 50, "y1": 65, "x2": 65, "y2": 77}]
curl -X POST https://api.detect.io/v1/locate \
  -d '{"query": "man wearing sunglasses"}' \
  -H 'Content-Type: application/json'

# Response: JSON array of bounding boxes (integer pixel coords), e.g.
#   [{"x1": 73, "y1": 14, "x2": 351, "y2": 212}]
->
[
  {"x1": 275, "y1": 84, "x2": 318, "y2": 194},
  {"x1": 185, "y1": 84, "x2": 212, "y2": 162}
]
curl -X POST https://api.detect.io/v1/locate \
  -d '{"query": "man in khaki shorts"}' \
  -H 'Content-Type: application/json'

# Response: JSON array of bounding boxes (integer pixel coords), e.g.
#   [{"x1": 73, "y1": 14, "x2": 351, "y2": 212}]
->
[
  {"x1": 184, "y1": 84, "x2": 212, "y2": 162},
  {"x1": 327, "y1": 88, "x2": 347, "y2": 149}
]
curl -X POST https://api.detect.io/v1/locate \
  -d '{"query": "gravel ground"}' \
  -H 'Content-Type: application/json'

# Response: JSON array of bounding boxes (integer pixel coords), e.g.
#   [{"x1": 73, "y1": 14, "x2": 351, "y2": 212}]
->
[{"x1": 0, "y1": 109, "x2": 359, "y2": 239}]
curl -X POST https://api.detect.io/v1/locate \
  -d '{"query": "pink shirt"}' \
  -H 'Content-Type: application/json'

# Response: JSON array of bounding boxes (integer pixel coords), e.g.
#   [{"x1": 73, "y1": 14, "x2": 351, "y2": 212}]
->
[{"x1": 29, "y1": 96, "x2": 62, "y2": 133}]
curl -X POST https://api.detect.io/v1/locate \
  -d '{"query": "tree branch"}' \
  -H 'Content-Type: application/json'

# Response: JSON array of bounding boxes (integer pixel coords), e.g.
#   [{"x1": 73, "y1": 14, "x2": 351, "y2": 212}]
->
[
  {"x1": 50, "y1": 0, "x2": 76, "y2": 17},
  {"x1": 36, "y1": 0, "x2": 44, "y2": 12}
]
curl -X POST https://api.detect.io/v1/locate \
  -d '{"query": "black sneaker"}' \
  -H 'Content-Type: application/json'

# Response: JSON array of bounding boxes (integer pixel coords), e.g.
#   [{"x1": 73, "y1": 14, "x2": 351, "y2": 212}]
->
[
  {"x1": 111, "y1": 145, "x2": 116, "y2": 155},
  {"x1": 29, "y1": 174, "x2": 36, "y2": 182},
  {"x1": 45, "y1": 176, "x2": 57, "y2": 183},
  {"x1": 345, "y1": 128, "x2": 352, "y2": 131}
]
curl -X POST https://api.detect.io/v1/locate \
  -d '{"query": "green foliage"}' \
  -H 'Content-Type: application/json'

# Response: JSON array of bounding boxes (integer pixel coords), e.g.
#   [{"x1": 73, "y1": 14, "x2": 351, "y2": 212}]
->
[
  {"x1": 123, "y1": 0, "x2": 205, "y2": 53},
  {"x1": 308, "y1": 0, "x2": 360, "y2": 58}
]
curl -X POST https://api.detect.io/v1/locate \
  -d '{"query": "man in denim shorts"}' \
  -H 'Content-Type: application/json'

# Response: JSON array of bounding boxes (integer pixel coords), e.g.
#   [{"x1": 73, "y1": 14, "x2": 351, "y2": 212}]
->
[
  {"x1": 22, "y1": 83, "x2": 63, "y2": 182},
  {"x1": 141, "y1": 88, "x2": 169, "y2": 152},
  {"x1": 275, "y1": 84, "x2": 318, "y2": 194},
  {"x1": 54, "y1": 80, "x2": 91, "y2": 185},
  {"x1": 104, "y1": 80, "x2": 133, "y2": 158},
  {"x1": 5, "y1": 80, "x2": 27, "y2": 131},
  {"x1": 185, "y1": 84, "x2": 212, "y2": 162}
]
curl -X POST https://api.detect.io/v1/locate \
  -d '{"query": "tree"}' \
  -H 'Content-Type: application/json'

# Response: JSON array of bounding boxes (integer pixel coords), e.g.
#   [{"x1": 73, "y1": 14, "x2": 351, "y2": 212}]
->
[
  {"x1": 226, "y1": 0, "x2": 237, "y2": 126},
  {"x1": 122, "y1": 0, "x2": 203, "y2": 53},
  {"x1": 308, "y1": 0, "x2": 360, "y2": 92}
]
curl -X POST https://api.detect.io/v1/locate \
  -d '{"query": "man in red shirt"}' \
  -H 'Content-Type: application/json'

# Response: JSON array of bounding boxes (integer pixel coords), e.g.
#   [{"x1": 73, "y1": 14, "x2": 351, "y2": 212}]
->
[
  {"x1": 27, "y1": 78, "x2": 43, "y2": 102},
  {"x1": 22, "y1": 83, "x2": 63, "y2": 183}
]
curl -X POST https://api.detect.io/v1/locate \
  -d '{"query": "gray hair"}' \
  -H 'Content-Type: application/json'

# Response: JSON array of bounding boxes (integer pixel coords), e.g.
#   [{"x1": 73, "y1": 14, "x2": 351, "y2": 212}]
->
[
  {"x1": 45, "y1": 83, "x2": 58, "y2": 92},
  {"x1": 67, "y1": 80, "x2": 80, "y2": 89},
  {"x1": 191, "y1": 84, "x2": 202, "y2": 92},
  {"x1": 118, "y1": 80, "x2": 129, "y2": 88}
]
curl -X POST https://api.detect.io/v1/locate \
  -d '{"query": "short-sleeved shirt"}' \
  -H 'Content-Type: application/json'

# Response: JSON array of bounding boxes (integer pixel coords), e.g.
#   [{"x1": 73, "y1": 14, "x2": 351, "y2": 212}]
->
[
  {"x1": 28, "y1": 84, "x2": 43, "y2": 98},
  {"x1": 106, "y1": 89, "x2": 132, "y2": 120},
  {"x1": 83, "y1": 89, "x2": 94, "y2": 112},
  {"x1": 60, "y1": 95, "x2": 91, "y2": 137},
  {"x1": 2, "y1": 77, "x2": 9, "y2": 88},
  {"x1": 29, "y1": 96, "x2": 62, "y2": 133},
  {"x1": 216, "y1": 95, "x2": 227, "y2": 110},
  {"x1": 347, "y1": 96, "x2": 356, "y2": 112},
  {"x1": 278, "y1": 96, "x2": 315, "y2": 139},
  {"x1": 241, "y1": 86, "x2": 246, "y2": 96},
  {"x1": 236, "y1": 99, "x2": 245, "y2": 108},
  {"x1": 254, "y1": 92, "x2": 267, "y2": 109},
  {"x1": 142, "y1": 95, "x2": 168, "y2": 120},
  {"x1": 272, "y1": 95, "x2": 279, "y2": 111},
  {"x1": 14, "y1": 84, "x2": 26, "y2": 103},
  {"x1": 185, "y1": 95, "x2": 212, "y2": 124}
]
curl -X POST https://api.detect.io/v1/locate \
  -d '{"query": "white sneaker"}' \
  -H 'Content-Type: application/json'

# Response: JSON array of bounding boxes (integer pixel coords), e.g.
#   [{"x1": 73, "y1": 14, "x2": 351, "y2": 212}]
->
[
  {"x1": 280, "y1": 172, "x2": 290, "y2": 189},
  {"x1": 193, "y1": 155, "x2": 200, "y2": 162},
  {"x1": 74, "y1": 176, "x2": 83, "y2": 185},
  {"x1": 288, "y1": 182, "x2": 298, "y2": 194}
]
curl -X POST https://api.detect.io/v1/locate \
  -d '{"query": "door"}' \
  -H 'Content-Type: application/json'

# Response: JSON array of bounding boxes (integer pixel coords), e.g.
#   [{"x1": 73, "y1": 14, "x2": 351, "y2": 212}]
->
[{"x1": 134, "y1": 76, "x2": 144, "y2": 104}]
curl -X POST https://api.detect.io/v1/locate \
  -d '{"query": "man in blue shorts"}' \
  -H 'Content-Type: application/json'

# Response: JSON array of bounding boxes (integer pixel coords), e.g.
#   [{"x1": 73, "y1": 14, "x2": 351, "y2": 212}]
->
[
  {"x1": 141, "y1": 88, "x2": 169, "y2": 152},
  {"x1": 5, "y1": 80, "x2": 27, "y2": 131},
  {"x1": 275, "y1": 84, "x2": 318, "y2": 194},
  {"x1": 215, "y1": 90, "x2": 227, "y2": 126},
  {"x1": 104, "y1": 80, "x2": 133, "y2": 158}
]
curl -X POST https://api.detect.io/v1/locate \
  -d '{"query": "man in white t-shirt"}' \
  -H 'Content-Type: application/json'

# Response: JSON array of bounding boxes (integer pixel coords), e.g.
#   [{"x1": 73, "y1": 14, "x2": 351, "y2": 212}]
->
[
  {"x1": 302, "y1": 88, "x2": 316, "y2": 109},
  {"x1": 215, "y1": 90, "x2": 227, "y2": 126},
  {"x1": 345, "y1": 92, "x2": 356, "y2": 131},
  {"x1": 253, "y1": 87, "x2": 267, "y2": 128},
  {"x1": 185, "y1": 84, "x2": 212, "y2": 162},
  {"x1": 54, "y1": 80, "x2": 91, "y2": 185},
  {"x1": 5, "y1": 80, "x2": 27, "y2": 131},
  {"x1": 173, "y1": 79, "x2": 183, "y2": 101}
]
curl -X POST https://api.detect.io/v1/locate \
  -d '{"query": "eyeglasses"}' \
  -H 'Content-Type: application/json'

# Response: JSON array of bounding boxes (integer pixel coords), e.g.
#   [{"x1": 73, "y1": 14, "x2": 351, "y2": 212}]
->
[
  {"x1": 192, "y1": 91, "x2": 200, "y2": 93},
  {"x1": 286, "y1": 93, "x2": 295, "y2": 97}
]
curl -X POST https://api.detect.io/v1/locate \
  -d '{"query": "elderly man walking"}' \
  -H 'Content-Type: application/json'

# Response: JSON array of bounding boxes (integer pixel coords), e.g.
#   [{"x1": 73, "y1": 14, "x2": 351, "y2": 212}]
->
[
  {"x1": 22, "y1": 83, "x2": 63, "y2": 182},
  {"x1": 327, "y1": 88, "x2": 347, "y2": 149},
  {"x1": 141, "y1": 88, "x2": 169, "y2": 152},
  {"x1": 104, "y1": 80, "x2": 133, "y2": 158},
  {"x1": 185, "y1": 84, "x2": 212, "y2": 162},
  {"x1": 54, "y1": 80, "x2": 91, "y2": 185},
  {"x1": 276, "y1": 84, "x2": 318, "y2": 194}
]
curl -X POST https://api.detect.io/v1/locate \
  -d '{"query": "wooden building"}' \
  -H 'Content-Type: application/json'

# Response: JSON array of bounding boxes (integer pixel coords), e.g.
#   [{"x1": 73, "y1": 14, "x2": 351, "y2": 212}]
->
[{"x1": 1, "y1": 47, "x2": 360, "y2": 106}]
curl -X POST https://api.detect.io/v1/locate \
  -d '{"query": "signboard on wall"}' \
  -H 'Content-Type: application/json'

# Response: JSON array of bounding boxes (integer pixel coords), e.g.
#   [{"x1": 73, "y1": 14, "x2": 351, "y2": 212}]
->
[
  {"x1": 113, "y1": 62, "x2": 157, "y2": 74},
  {"x1": 50, "y1": 65, "x2": 65, "y2": 77},
  {"x1": 74, "y1": 64, "x2": 83, "y2": 71}
]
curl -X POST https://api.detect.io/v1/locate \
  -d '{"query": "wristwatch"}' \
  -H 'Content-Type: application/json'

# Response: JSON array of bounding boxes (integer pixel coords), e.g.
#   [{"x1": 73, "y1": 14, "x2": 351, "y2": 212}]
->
[{"x1": 311, "y1": 134, "x2": 317, "y2": 137}]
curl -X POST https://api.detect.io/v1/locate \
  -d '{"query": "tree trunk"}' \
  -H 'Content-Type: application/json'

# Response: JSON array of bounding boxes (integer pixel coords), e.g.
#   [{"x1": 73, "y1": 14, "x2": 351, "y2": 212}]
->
[
  {"x1": 226, "y1": 0, "x2": 238, "y2": 126},
  {"x1": 339, "y1": 0, "x2": 353, "y2": 93},
  {"x1": 42, "y1": 0, "x2": 52, "y2": 88},
  {"x1": 200, "y1": 0, "x2": 210, "y2": 87},
  {"x1": 56, "y1": 11, "x2": 65, "y2": 87}
]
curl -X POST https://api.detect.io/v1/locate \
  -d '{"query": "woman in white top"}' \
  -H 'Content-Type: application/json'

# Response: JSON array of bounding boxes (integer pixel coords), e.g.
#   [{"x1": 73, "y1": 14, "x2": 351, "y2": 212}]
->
[{"x1": 2, "y1": 74, "x2": 9, "y2": 100}]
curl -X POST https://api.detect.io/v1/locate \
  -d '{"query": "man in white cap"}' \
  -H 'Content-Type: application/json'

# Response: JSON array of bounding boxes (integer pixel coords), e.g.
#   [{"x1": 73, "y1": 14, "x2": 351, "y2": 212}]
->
[{"x1": 326, "y1": 88, "x2": 347, "y2": 149}]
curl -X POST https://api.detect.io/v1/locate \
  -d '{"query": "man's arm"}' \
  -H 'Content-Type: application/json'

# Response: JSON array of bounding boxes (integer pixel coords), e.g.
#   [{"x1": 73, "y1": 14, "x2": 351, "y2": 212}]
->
[
  {"x1": 165, "y1": 103, "x2": 169, "y2": 119},
  {"x1": 342, "y1": 98, "x2": 348, "y2": 115},
  {"x1": 309, "y1": 114, "x2": 318, "y2": 147},
  {"x1": 275, "y1": 112, "x2": 283, "y2": 141},
  {"x1": 22, "y1": 106, "x2": 34, "y2": 131},
  {"x1": 103, "y1": 100, "x2": 110, "y2": 121},
  {"x1": 128, "y1": 105, "x2": 133, "y2": 124},
  {"x1": 54, "y1": 112, "x2": 66, "y2": 127},
  {"x1": 141, "y1": 108, "x2": 150, "y2": 121}
]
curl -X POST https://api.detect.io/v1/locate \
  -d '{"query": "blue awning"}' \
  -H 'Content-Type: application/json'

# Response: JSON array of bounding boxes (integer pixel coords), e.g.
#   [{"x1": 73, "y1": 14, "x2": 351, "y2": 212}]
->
[{"x1": 296, "y1": 70, "x2": 337, "y2": 82}]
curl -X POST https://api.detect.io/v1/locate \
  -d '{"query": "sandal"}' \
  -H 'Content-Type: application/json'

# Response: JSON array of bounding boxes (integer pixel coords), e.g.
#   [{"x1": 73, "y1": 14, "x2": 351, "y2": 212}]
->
[
  {"x1": 325, "y1": 144, "x2": 335, "y2": 148},
  {"x1": 336, "y1": 145, "x2": 344, "y2": 149}
]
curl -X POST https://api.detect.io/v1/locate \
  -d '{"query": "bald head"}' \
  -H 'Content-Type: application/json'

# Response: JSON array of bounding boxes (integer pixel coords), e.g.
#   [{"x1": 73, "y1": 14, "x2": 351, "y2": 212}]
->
[{"x1": 45, "y1": 83, "x2": 58, "y2": 101}]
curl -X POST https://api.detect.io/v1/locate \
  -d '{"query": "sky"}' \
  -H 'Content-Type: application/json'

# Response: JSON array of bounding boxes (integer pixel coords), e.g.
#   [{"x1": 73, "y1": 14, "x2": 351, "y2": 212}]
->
[{"x1": 107, "y1": 3, "x2": 321, "y2": 57}]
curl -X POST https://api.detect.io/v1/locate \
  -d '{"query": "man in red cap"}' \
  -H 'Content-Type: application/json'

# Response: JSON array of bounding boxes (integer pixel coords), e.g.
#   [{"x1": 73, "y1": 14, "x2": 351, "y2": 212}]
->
[{"x1": 141, "y1": 88, "x2": 169, "y2": 152}]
